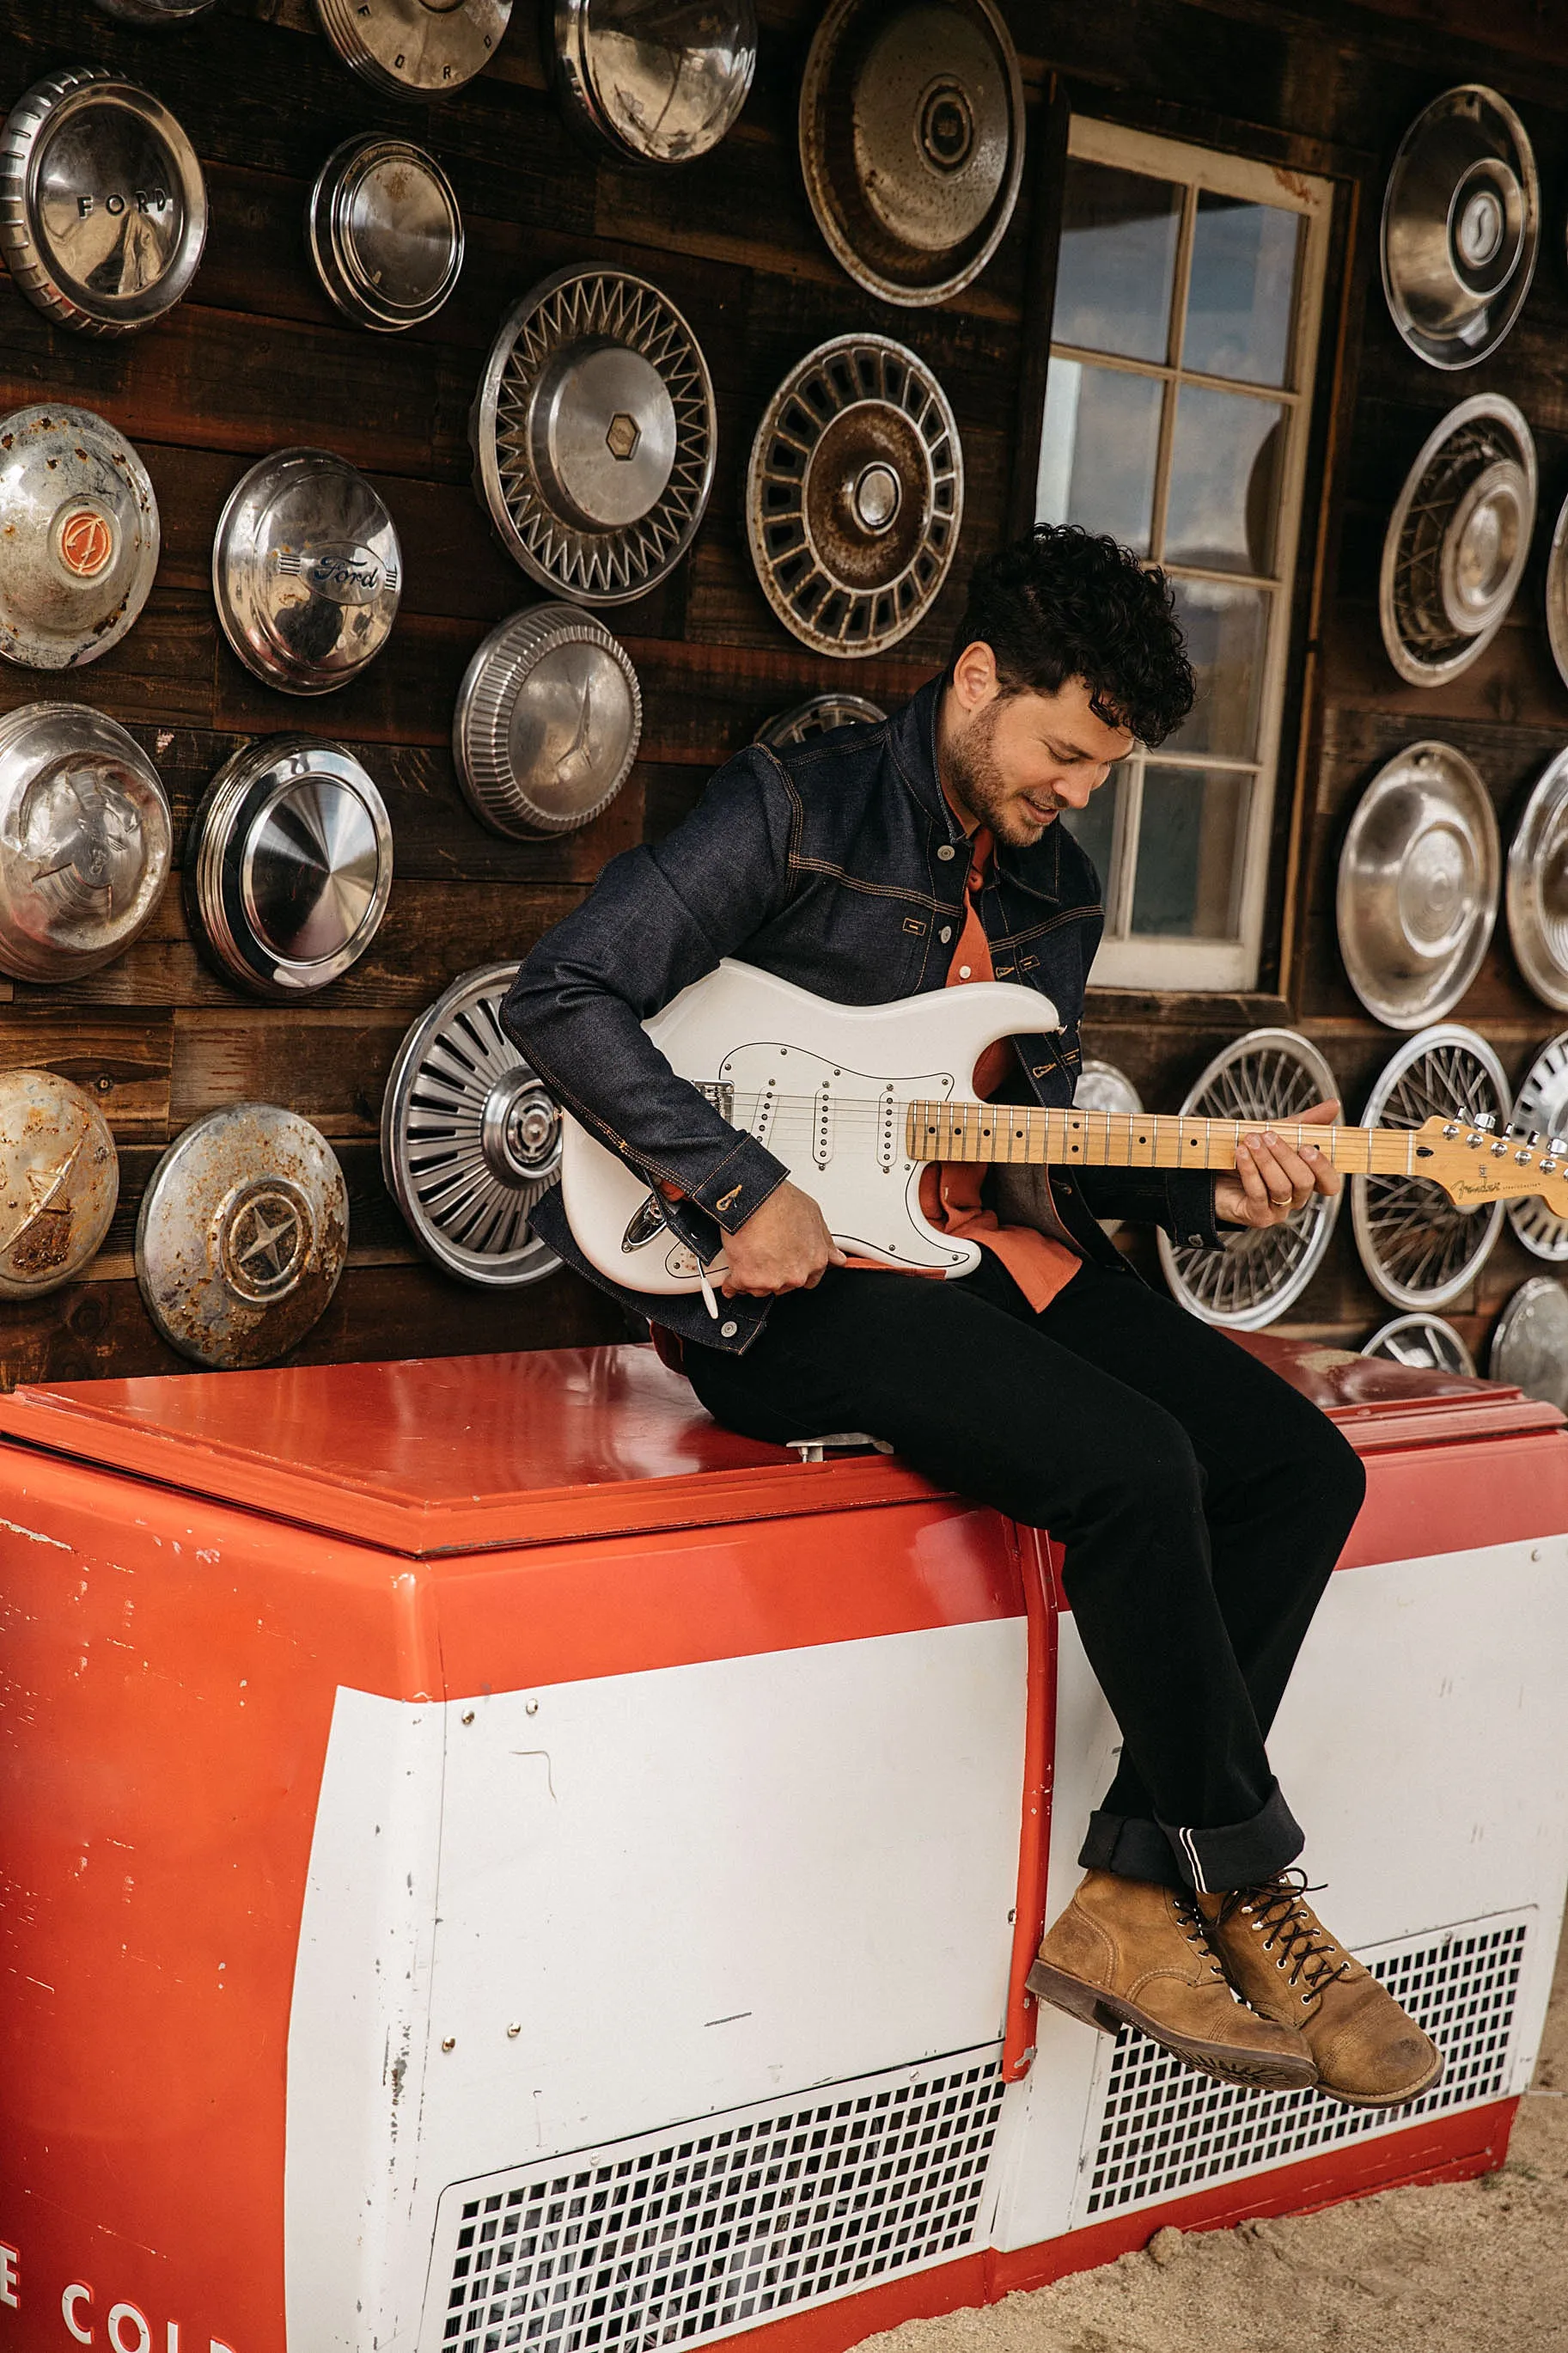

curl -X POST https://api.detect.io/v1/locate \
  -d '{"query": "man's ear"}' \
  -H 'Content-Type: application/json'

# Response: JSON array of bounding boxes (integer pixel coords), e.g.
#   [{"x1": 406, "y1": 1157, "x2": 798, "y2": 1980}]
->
[{"x1": 950, "y1": 639, "x2": 999, "y2": 713}]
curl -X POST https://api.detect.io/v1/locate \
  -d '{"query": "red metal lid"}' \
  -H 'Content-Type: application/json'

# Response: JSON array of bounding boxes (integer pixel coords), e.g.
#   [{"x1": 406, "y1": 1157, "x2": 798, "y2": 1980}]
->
[
  {"x1": 1235, "y1": 1332, "x2": 1565, "y2": 1449},
  {"x1": 0, "y1": 1344, "x2": 937, "y2": 1556},
  {"x1": 0, "y1": 1334, "x2": 1555, "y2": 1560}
]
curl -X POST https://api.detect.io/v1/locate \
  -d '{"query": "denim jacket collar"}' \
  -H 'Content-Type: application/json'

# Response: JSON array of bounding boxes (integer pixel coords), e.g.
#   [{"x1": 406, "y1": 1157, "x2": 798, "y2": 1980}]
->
[{"x1": 886, "y1": 671, "x2": 1071, "y2": 908}]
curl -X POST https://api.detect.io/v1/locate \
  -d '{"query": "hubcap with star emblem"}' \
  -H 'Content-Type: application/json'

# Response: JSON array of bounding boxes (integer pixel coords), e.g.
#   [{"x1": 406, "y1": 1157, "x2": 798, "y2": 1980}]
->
[{"x1": 136, "y1": 1103, "x2": 349, "y2": 1366}]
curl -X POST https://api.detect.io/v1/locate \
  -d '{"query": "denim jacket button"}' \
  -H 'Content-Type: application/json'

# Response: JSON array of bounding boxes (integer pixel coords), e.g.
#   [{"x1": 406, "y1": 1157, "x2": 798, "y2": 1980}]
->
[
  {"x1": 937, "y1": 843, "x2": 956, "y2": 861},
  {"x1": 939, "y1": 925, "x2": 953, "y2": 943},
  {"x1": 720, "y1": 1320, "x2": 738, "y2": 1338}
]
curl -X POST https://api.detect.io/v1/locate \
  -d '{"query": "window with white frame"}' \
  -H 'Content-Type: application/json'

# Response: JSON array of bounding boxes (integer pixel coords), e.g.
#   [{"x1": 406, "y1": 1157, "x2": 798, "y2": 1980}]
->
[{"x1": 1035, "y1": 120, "x2": 1331, "y2": 992}]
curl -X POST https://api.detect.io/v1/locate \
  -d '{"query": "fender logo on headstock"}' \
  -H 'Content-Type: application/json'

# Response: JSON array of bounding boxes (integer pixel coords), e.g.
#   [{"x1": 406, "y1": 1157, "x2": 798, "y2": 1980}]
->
[{"x1": 1414, "y1": 1115, "x2": 1568, "y2": 1218}]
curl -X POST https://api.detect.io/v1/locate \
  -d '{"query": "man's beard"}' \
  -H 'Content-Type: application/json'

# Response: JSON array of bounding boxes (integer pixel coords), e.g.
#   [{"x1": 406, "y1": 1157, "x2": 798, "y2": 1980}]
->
[{"x1": 944, "y1": 701, "x2": 1061, "y2": 846}]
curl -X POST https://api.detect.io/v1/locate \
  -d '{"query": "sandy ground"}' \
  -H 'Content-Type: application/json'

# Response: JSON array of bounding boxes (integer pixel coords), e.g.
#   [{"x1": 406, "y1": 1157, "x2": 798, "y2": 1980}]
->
[{"x1": 865, "y1": 1917, "x2": 1568, "y2": 2353}]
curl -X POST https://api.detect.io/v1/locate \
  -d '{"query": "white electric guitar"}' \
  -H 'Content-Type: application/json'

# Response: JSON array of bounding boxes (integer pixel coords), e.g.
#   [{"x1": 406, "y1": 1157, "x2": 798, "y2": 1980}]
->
[{"x1": 559, "y1": 959, "x2": 1568, "y2": 1299}]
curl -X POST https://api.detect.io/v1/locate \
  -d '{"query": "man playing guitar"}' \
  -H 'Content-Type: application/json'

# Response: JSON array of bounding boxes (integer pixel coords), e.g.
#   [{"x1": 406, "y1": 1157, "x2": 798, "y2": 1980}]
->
[{"x1": 503, "y1": 525, "x2": 1442, "y2": 2107}]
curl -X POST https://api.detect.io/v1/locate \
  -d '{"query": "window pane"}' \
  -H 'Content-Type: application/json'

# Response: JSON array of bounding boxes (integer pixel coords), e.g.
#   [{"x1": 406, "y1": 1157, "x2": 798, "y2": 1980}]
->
[
  {"x1": 1166, "y1": 578, "x2": 1268, "y2": 760},
  {"x1": 1184, "y1": 193, "x2": 1303, "y2": 385},
  {"x1": 1037, "y1": 361, "x2": 1163, "y2": 553},
  {"x1": 1131, "y1": 765, "x2": 1252, "y2": 938},
  {"x1": 1059, "y1": 770, "x2": 1123, "y2": 908},
  {"x1": 1163, "y1": 385, "x2": 1284, "y2": 573},
  {"x1": 1052, "y1": 159, "x2": 1181, "y2": 363}
]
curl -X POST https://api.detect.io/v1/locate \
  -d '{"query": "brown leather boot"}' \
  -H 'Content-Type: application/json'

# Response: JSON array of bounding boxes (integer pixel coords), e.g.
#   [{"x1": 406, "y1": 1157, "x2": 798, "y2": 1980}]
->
[
  {"x1": 1201, "y1": 1873, "x2": 1443, "y2": 2109},
  {"x1": 1028, "y1": 1869, "x2": 1318, "y2": 2091}
]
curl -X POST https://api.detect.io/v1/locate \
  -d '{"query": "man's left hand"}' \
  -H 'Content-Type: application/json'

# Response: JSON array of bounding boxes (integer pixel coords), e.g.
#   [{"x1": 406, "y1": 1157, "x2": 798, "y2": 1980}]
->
[{"x1": 1213, "y1": 1098, "x2": 1342, "y2": 1231}]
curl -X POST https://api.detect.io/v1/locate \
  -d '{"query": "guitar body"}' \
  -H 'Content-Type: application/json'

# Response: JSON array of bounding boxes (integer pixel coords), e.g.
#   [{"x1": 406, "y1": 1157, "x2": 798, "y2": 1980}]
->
[{"x1": 559, "y1": 959, "x2": 1063, "y2": 1298}]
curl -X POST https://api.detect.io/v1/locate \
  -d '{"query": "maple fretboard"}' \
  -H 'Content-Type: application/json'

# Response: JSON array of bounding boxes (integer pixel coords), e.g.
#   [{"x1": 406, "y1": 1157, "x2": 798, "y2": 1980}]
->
[{"x1": 903, "y1": 1103, "x2": 1425, "y2": 1178}]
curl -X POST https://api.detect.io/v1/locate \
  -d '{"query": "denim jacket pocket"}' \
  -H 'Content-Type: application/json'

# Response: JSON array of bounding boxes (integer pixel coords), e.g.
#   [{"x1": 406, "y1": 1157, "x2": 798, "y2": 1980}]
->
[{"x1": 770, "y1": 876, "x2": 943, "y2": 1002}]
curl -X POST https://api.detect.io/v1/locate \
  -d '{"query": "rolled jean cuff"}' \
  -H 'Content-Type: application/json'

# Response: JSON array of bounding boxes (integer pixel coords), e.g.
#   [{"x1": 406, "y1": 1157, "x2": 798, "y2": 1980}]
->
[
  {"x1": 1079, "y1": 1781, "x2": 1304, "y2": 1894},
  {"x1": 1159, "y1": 1782, "x2": 1303, "y2": 1893}
]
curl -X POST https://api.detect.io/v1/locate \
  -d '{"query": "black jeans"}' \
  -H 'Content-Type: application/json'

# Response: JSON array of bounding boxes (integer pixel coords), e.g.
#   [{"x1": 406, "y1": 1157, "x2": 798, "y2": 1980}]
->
[{"x1": 682, "y1": 1252, "x2": 1367, "y2": 1895}]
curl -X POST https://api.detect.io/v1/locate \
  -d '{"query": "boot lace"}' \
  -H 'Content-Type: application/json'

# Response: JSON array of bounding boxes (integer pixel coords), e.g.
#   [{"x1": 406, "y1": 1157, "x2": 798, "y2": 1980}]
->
[
  {"x1": 1172, "y1": 1889, "x2": 1230, "y2": 1984},
  {"x1": 1218, "y1": 1869, "x2": 1351, "y2": 1998}
]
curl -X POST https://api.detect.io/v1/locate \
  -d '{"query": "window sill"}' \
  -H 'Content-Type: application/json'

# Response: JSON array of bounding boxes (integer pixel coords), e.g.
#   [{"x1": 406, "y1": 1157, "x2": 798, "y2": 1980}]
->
[{"x1": 1084, "y1": 987, "x2": 1290, "y2": 1025}]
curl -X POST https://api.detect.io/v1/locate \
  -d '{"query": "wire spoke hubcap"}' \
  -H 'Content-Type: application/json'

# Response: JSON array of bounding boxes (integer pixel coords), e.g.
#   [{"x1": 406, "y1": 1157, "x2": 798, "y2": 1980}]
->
[
  {"x1": 1352, "y1": 1024, "x2": 1507, "y2": 1309},
  {"x1": 1157, "y1": 1028, "x2": 1342, "y2": 1330}
]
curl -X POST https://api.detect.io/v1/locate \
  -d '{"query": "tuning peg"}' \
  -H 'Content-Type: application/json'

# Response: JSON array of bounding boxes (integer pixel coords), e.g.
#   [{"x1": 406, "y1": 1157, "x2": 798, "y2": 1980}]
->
[
  {"x1": 1552, "y1": 1136, "x2": 1567, "y2": 1155},
  {"x1": 1473, "y1": 1111, "x2": 1497, "y2": 1131}
]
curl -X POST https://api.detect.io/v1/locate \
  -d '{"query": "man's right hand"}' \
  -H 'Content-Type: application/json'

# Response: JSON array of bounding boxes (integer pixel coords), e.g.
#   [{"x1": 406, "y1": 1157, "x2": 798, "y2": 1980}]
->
[{"x1": 718, "y1": 1180, "x2": 846, "y2": 1297}]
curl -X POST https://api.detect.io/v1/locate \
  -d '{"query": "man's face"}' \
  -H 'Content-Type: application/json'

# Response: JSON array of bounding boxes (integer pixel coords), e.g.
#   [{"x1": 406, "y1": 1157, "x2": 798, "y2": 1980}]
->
[{"x1": 938, "y1": 645, "x2": 1136, "y2": 850}]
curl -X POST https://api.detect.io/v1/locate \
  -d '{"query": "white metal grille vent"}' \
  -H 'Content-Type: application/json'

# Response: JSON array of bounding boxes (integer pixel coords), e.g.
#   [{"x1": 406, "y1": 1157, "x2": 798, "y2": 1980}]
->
[
  {"x1": 426, "y1": 2046, "x2": 1006, "y2": 2353},
  {"x1": 1078, "y1": 1914, "x2": 1528, "y2": 2222}
]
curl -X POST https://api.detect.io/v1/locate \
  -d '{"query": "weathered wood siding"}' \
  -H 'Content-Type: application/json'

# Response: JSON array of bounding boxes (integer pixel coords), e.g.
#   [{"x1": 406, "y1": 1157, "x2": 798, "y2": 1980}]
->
[
  {"x1": 1035, "y1": 0, "x2": 1568, "y2": 1359},
  {"x1": 0, "y1": 0, "x2": 1049, "y2": 1381},
  {"x1": 2, "y1": 0, "x2": 1566, "y2": 1379}
]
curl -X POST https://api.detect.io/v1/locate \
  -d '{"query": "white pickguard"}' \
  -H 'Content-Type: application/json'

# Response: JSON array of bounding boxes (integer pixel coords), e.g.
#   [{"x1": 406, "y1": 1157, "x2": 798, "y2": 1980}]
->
[{"x1": 558, "y1": 958, "x2": 1061, "y2": 1299}]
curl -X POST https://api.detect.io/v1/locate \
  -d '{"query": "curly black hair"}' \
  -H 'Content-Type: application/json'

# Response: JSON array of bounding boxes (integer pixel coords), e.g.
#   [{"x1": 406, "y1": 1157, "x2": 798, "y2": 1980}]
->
[{"x1": 950, "y1": 525, "x2": 1195, "y2": 747}]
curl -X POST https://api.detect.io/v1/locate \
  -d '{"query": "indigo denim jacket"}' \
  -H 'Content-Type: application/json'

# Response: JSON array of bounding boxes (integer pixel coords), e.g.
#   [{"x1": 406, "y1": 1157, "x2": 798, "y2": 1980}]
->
[{"x1": 502, "y1": 673, "x2": 1221, "y2": 1352}]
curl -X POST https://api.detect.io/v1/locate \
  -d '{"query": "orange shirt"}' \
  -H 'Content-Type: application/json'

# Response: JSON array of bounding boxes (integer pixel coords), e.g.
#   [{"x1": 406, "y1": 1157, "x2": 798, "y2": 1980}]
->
[{"x1": 916, "y1": 826, "x2": 1082, "y2": 1311}]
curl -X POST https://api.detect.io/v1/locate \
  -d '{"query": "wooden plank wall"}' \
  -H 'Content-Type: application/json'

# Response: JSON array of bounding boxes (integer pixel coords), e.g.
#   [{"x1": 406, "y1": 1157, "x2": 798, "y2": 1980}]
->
[
  {"x1": 6, "y1": 0, "x2": 1568, "y2": 1384},
  {"x1": 1032, "y1": 0, "x2": 1568, "y2": 1362},
  {"x1": 0, "y1": 0, "x2": 1046, "y2": 1384}
]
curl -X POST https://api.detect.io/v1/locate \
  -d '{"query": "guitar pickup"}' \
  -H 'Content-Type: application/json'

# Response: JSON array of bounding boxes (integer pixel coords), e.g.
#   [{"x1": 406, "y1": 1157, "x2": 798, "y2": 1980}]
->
[
  {"x1": 812, "y1": 1078, "x2": 833, "y2": 1169},
  {"x1": 877, "y1": 1083, "x2": 898, "y2": 1171}
]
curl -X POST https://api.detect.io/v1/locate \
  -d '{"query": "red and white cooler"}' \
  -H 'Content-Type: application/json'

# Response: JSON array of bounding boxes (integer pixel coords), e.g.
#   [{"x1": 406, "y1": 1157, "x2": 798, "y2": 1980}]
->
[{"x1": 0, "y1": 1337, "x2": 1565, "y2": 2353}]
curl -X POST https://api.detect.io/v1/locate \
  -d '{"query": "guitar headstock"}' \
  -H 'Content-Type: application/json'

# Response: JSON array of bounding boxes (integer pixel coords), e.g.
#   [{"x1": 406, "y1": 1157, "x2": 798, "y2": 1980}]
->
[{"x1": 1410, "y1": 1115, "x2": 1568, "y2": 1215}]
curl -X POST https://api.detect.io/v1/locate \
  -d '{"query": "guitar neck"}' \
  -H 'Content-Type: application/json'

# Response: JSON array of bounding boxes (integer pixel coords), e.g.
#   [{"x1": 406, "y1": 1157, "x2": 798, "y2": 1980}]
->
[{"x1": 904, "y1": 1102, "x2": 1420, "y2": 1178}]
